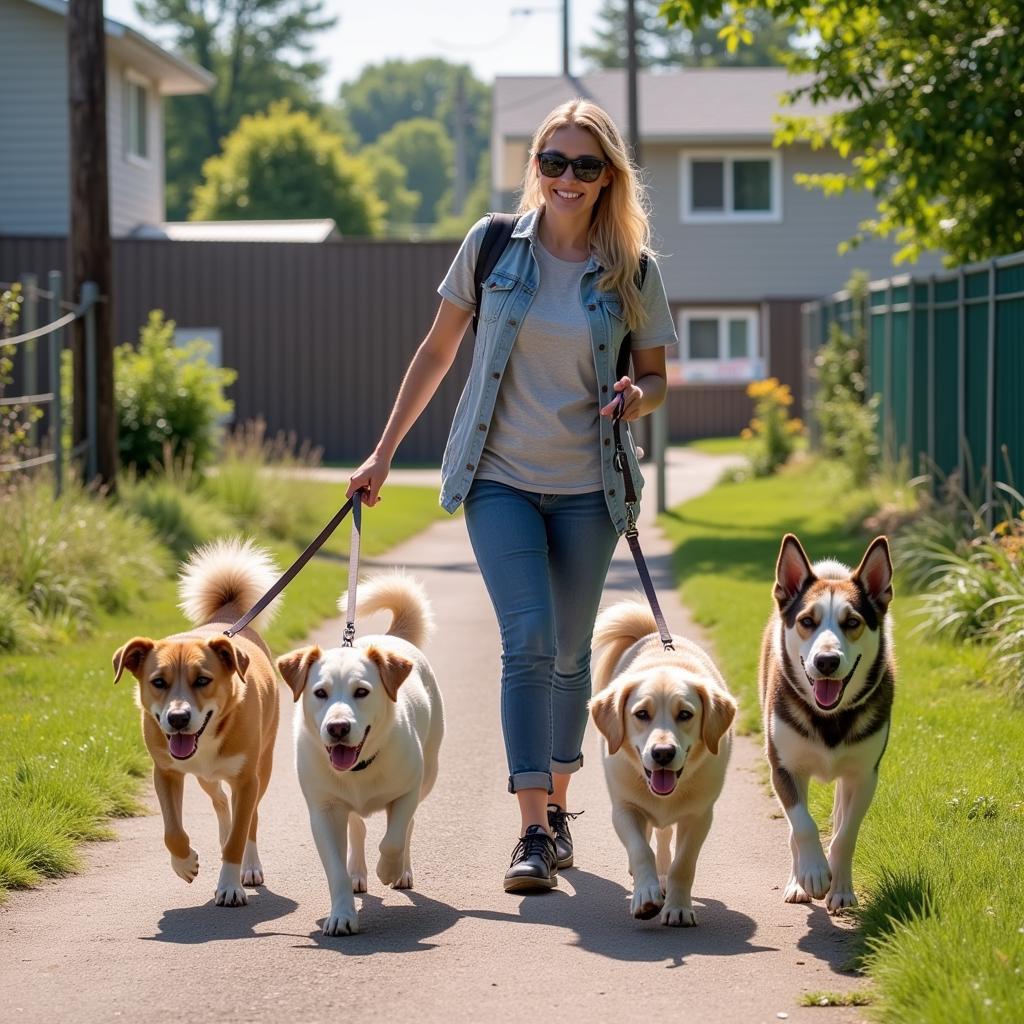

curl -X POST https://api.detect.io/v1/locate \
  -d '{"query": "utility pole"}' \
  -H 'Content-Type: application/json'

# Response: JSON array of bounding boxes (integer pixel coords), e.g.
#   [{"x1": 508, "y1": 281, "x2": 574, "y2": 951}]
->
[
  {"x1": 562, "y1": 0, "x2": 570, "y2": 76},
  {"x1": 68, "y1": 0, "x2": 117, "y2": 490},
  {"x1": 452, "y1": 68, "x2": 467, "y2": 216}
]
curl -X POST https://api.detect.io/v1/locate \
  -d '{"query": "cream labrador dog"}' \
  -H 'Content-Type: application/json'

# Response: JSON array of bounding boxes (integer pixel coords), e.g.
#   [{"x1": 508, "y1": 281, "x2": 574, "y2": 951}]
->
[
  {"x1": 590, "y1": 600, "x2": 737, "y2": 926},
  {"x1": 277, "y1": 572, "x2": 444, "y2": 936}
]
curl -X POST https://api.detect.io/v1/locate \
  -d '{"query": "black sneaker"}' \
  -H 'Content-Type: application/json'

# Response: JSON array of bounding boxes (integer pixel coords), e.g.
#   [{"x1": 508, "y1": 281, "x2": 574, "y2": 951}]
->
[
  {"x1": 547, "y1": 804, "x2": 582, "y2": 869},
  {"x1": 503, "y1": 824, "x2": 558, "y2": 893}
]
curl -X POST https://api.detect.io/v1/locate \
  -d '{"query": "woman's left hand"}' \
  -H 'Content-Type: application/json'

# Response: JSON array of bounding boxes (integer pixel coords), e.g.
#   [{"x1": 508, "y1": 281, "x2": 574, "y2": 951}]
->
[{"x1": 599, "y1": 376, "x2": 644, "y2": 421}]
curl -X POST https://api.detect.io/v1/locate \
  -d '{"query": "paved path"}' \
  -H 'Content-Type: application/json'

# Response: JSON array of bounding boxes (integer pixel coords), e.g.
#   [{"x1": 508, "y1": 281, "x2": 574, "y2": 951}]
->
[{"x1": 0, "y1": 450, "x2": 866, "y2": 1023}]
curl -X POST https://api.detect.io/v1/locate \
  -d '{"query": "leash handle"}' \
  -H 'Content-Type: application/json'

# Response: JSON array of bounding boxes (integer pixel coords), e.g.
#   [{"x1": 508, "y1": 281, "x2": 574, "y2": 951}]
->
[
  {"x1": 342, "y1": 490, "x2": 362, "y2": 646},
  {"x1": 223, "y1": 493, "x2": 357, "y2": 638}
]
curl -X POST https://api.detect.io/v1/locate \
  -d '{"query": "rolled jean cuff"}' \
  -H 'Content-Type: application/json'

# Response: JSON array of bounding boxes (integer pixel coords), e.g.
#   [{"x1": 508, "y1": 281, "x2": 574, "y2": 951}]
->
[
  {"x1": 507, "y1": 770, "x2": 553, "y2": 794},
  {"x1": 551, "y1": 753, "x2": 584, "y2": 775}
]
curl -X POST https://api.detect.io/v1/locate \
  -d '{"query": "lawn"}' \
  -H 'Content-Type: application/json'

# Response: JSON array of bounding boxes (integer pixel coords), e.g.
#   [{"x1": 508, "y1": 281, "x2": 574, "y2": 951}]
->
[
  {"x1": 660, "y1": 457, "x2": 1024, "y2": 1021},
  {"x1": 0, "y1": 481, "x2": 446, "y2": 901}
]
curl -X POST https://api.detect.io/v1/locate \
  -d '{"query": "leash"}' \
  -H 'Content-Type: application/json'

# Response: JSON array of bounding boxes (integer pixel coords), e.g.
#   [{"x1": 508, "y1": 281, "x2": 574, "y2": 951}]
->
[
  {"x1": 611, "y1": 395, "x2": 675, "y2": 652},
  {"x1": 223, "y1": 490, "x2": 364, "y2": 638},
  {"x1": 342, "y1": 490, "x2": 362, "y2": 646}
]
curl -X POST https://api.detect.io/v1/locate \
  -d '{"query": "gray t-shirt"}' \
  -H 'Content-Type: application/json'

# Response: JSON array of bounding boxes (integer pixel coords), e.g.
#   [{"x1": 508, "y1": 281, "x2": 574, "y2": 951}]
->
[{"x1": 439, "y1": 217, "x2": 677, "y2": 494}]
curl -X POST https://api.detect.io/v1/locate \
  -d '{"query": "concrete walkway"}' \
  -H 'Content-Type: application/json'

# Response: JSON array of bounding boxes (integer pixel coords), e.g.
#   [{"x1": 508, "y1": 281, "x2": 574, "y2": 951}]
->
[{"x1": 0, "y1": 450, "x2": 866, "y2": 1023}]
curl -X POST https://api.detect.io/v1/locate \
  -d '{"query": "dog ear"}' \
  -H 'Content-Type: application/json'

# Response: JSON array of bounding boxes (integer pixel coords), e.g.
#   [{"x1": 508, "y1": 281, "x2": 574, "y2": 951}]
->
[
  {"x1": 366, "y1": 646, "x2": 414, "y2": 702},
  {"x1": 696, "y1": 683, "x2": 737, "y2": 756},
  {"x1": 207, "y1": 636, "x2": 250, "y2": 683},
  {"x1": 774, "y1": 534, "x2": 815, "y2": 609},
  {"x1": 277, "y1": 645, "x2": 322, "y2": 701},
  {"x1": 112, "y1": 637, "x2": 155, "y2": 683},
  {"x1": 590, "y1": 681, "x2": 636, "y2": 755},
  {"x1": 853, "y1": 535, "x2": 894, "y2": 613}
]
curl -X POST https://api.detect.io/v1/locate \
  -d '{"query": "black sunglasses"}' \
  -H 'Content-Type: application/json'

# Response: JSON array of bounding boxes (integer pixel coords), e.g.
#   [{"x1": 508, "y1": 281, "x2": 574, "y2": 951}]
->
[{"x1": 536, "y1": 150, "x2": 608, "y2": 183}]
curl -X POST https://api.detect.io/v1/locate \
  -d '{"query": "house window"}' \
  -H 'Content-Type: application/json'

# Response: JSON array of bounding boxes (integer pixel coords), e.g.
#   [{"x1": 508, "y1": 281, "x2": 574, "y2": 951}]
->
[
  {"x1": 676, "y1": 309, "x2": 764, "y2": 382},
  {"x1": 680, "y1": 152, "x2": 782, "y2": 222},
  {"x1": 124, "y1": 75, "x2": 150, "y2": 162}
]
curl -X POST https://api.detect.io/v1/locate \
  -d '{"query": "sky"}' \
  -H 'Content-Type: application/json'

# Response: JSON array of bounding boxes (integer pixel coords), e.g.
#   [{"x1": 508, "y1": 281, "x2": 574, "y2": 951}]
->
[{"x1": 105, "y1": 0, "x2": 612, "y2": 97}]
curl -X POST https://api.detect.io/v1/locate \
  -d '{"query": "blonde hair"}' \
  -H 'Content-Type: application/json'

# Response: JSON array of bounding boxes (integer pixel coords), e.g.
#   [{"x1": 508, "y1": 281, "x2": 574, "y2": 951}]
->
[{"x1": 517, "y1": 98, "x2": 652, "y2": 332}]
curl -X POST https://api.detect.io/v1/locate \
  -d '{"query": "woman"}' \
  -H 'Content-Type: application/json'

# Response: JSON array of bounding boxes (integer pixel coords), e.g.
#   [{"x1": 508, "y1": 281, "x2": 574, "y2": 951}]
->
[{"x1": 347, "y1": 98, "x2": 677, "y2": 892}]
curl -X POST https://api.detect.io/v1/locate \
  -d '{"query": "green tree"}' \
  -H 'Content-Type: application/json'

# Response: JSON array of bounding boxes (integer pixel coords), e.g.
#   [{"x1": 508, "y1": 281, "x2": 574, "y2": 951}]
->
[
  {"x1": 137, "y1": 0, "x2": 336, "y2": 220},
  {"x1": 338, "y1": 59, "x2": 490, "y2": 214},
  {"x1": 434, "y1": 153, "x2": 492, "y2": 239},
  {"x1": 662, "y1": 0, "x2": 1024, "y2": 264},
  {"x1": 581, "y1": 0, "x2": 794, "y2": 68},
  {"x1": 373, "y1": 119, "x2": 454, "y2": 225},
  {"x1": 359, "y1": 144, "x2": 421, "y2": 231},
  {"x1": 191, "y1": 103, "x2": 384, "y2": 234}
]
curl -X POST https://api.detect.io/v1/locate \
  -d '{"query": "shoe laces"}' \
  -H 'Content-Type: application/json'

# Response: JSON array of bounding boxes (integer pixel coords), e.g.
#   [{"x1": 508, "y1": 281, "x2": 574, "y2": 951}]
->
[
  {"x1": 510, "y1": 825, "x2": 555, "y2": 866},
  {"x1": 547, "y1": 804, "x2": 583, "y2": 840}
]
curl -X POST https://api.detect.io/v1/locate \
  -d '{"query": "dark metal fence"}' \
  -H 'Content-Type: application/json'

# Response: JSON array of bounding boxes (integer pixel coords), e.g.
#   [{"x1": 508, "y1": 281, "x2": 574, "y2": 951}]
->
[{"x1": 803, "y1": 250, "x2": 1024, "y2": 501}]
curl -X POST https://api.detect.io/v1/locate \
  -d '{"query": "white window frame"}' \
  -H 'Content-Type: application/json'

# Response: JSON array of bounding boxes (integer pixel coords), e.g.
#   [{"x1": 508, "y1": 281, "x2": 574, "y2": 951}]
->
[
  {"x1": 123, "y1": 70, "x2": 152, "y2": 166},
  {"x1": 675, "y1": 308, "x2": 764, "y2": 383},
  {"x1": 679, "y1": 150, "x2": 783, "y2": 223}
]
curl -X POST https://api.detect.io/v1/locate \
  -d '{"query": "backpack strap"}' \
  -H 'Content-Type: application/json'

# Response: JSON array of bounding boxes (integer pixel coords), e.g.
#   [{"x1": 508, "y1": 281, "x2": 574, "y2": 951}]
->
[
  {"x1": 472, "y1": 212, "x2": 519, "y2": 335},
  {"x1": 614, "y1": 251, "x2": 650, "y2": 379}
]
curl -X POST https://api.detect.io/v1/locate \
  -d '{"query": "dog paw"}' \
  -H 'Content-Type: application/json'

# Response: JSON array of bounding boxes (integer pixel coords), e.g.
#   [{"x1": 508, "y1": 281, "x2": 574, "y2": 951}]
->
[
  {"x1": 631, "y1": 879, "x2": 664, "y2": 920},
  {"x1": 323, "y1": 904, "x2": 359, "y2": 936},
  {"x1": 171, "y1": 848, "x2": 199, "y2": 883},
  {"x1": 797, "y1": 858, "x2": 832, "y2": 900},
  {"x1": 391, "y1": 868, "x2": 414, "y2": 890},
  {"x1": 826, "y1": 883, "x2": 858, "y2": 914},
  {"x1": 350, "y1": 872, "x2": 368, "y2": 894},
  {"x1": 376, "y1": 851, "x2": 406, "y2": 887},
  {"x1": 660, "y1": 904, "x2": 697, "y2": 927},
  {"x1": 215, "y1": 863, "x2": 247, "y2": 907},
  {"x1": 241, "y1": 842, "x2": 263, "y2": 887},
  {"x1": 783, "y1": 876, "x2": 813, "y2": 903}
]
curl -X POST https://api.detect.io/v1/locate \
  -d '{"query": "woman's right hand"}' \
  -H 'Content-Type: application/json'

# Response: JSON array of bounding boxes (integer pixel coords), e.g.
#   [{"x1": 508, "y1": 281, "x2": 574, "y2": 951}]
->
[{"x1": 347, "y1": 452, "x2": 391, "y2": 507}]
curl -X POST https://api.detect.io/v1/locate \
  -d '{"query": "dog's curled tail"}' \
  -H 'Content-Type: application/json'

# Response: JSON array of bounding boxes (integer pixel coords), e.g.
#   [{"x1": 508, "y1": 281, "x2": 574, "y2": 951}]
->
[
  {"x1": 177, "y1": 538, "x2": 281, "y2": 631},
  {"x1": 350, "y1": 571, "x2": 435, "y2": 650},
  {"x1": 592, "y1": 600, "x2": 659, "y2": 691}
]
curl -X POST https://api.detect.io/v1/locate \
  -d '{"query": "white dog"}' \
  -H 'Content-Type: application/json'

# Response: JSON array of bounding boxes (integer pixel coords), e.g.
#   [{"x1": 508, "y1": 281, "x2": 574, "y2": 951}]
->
[
  {"x1": 277, "y1": 572, "x2": 444, "y2": 936},
  {"x1": 590, "y1": 600, "x2": 737, "y2": 926}
]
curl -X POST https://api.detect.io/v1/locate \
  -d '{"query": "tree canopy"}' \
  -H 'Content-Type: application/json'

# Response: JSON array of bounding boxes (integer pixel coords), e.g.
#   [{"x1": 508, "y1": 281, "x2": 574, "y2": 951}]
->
[
  {"x1": 372, "y1": 118, "x2": 455, "y2": 226},
  {"x1": 581, "y1": 0, "x2": 796, "y2": 68},
  {"x1": 136, "y1": 0, "x2": 335, "y2": 219},
  {"x1": 661, "y1": 0, "x2": 1024, "y2": 264},
  {"x1": 191, "y1": 103, "x2": 384, "y2": 235}
]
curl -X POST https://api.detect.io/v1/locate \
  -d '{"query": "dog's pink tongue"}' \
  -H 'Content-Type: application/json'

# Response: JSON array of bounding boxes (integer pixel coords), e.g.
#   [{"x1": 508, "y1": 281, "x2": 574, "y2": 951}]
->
[
  {"x1": 814, "y1": 678, "x2": 843, "y2": 708},
  {"x1": 330, "y1": 744, "x2": 360, "y2": 771},
  {"x1": 650, "y1": 769, "x2": 677, "y2": 796},
  {"x1": 168, "y1": 733, "x2": 197, "y2": 759}
]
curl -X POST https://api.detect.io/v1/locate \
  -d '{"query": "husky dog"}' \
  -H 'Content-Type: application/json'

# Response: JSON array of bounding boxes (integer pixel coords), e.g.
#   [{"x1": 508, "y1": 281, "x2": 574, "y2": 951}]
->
[{"x1": 759, "y1": 534, "x2": 894, "y2": 913}]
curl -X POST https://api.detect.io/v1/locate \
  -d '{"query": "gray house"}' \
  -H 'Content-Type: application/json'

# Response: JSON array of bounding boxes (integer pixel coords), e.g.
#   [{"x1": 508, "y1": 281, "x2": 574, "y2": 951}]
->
[
  {"x1": 492, "y1": 70, "x2": 944, "y2": 435},
  {"x1": 0, "y1": 0, "x2": 213, "y2": 237}
]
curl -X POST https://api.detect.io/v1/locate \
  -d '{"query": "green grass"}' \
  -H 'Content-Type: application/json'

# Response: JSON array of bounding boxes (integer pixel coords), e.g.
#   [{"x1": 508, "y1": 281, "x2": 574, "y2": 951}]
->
[
  {"x1": 0, "y1": 482, "x2": 446, "y2": 901},
  {"x1": 684, "y1": 435, "x2": 755, "y2": 456},
  {"x1": 661, "y1": 457, "x2": 1024, "y2": 1022},
  {"x1": 799, "y1": 991, "x2": 873, "y2": 1008}
]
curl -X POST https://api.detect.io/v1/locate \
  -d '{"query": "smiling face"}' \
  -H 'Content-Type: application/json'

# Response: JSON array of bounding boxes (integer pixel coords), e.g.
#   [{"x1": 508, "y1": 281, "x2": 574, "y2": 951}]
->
[
  {"x1": 591, "y1": 671, "x2": 736, "y2": 798},
  {"x1": 535, "y1": 124, "x2": 613, "y2": 223},
  {"x1": 277, "y1": 644, "x2": 413, "y2": 772},
  {"x1": 112, "y1": 636, "x2": 246, "y2": 761}
]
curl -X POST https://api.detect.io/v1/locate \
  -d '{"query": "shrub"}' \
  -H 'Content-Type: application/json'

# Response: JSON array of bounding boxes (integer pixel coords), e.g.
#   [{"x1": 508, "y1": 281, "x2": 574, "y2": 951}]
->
[
  {"x1": 115, "y1": 311, "x2": 236, "y2": 475},
  {"x1": 741, "y1": 377, "x2": 803, "y2": 476},
  {"x1": 813, "y1": 271, "x2": 880, "y2": 485},
  {"x1": 1, "y1": 283, "x2": 43, "y2": 467}
]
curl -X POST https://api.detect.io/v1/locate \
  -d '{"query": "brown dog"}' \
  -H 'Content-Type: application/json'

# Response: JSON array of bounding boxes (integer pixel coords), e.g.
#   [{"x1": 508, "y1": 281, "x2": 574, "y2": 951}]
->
[{"x1": 112, "y1": 539, "x2": 281, "y2": 907}]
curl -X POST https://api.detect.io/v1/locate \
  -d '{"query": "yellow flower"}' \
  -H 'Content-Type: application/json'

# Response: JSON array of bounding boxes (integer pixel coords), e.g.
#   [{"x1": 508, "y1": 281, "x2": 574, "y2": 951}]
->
[{"x1": 740, "y1": 427, "x2": 753, "y2": 440}]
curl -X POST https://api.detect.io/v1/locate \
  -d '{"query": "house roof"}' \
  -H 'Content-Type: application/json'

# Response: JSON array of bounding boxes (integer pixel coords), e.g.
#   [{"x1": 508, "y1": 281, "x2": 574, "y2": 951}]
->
[
  {"x1": 131, "y1": 220, "x2": 342, "y2": 242},
  {"x1": 23, "y1": 0, "x2": 215, "y2": 95},
  {"x1": 494, "y1": 69, "x2": 839, "y2": 144}
]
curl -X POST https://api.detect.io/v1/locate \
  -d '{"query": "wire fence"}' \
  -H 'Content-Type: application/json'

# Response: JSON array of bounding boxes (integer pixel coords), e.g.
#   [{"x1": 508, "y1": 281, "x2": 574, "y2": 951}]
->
[
  {"x1": 802, "y1": 249, "x2": 1024, "y2": 505},
  {"x1": 0, "y1": 272, "x2": 100, "y2": 494}
]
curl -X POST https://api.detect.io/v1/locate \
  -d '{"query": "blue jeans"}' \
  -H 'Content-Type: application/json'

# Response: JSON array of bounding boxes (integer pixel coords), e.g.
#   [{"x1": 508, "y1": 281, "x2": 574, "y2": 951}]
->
[{"x1": 463, "y1": 479, "x2": 619, "y2": 794}]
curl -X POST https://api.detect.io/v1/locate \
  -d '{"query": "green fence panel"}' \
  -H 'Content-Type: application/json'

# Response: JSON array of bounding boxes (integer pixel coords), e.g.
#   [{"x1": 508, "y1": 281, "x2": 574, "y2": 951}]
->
[
  {"x1": 994, "y1": 295, "x2": 1024, "y2": 493},
  {"x1": 964, "y1": 302, "x2": 990, "y2": 490},
  {"x1": 912, "y1": 308, "x2": 930, "y2": 474},
  {"x1": 870, "y1": 309, "x2": 888, "y2": 451},
  {"x1": 933, "y1": 307, "x2": 960, "y2": 479},
  {"x1": 890, "y1": 309, "x2": 910, "y2": 460}
]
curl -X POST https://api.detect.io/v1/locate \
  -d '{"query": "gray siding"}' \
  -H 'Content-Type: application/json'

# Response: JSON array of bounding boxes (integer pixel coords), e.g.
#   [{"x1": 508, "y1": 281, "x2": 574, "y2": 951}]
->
[
  {"x1": 0, "y1": 0, "x2": 165, "y2": 237},
  {"x1": 646, "y1": 142, "x2": 944, "y2": 302},
  {"x1": 0, "y1": 0, "x2": 70, "y2": 235}
]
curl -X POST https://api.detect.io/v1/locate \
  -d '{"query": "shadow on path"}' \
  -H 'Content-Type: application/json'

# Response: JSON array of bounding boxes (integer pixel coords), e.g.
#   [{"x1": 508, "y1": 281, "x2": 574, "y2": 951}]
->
[{"x1": 144, "y1": 888, "x2": 299, "y2": 944}]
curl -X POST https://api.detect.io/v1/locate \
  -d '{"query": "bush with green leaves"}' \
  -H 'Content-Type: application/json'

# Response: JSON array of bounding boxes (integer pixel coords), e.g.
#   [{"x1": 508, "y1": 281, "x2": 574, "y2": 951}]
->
[
  {"x1": 115, "y1": 311, "x2": 235, "y2": 475},
  {"x1": 813, "y1": 271, "x2": 879, "y2": 485},
  {"x1": 741, "y1": 377, "x2": 803, "y2": 476},
  {"x1": 1, "y1": 283, "x2": 43, "y2": 466}
]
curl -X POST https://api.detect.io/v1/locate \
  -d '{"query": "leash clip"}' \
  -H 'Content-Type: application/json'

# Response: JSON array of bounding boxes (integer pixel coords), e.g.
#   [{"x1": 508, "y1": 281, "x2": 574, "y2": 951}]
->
[
  {"x1": 625, "y1": 503, "x2": 638, "y2": 538},
  {"x1": 342, "y1": 622, "x2": 355, "y2": 648}
]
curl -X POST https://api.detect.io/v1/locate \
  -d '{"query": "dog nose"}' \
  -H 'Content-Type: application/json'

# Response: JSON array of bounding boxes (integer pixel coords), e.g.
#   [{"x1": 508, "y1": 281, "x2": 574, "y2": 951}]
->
[
  {"x1": 651, "y1": 743, "x2": 677, "y2": 766},
  {"x1": 326, "y1": 720, "x2": 352, "y2": 740},
  {"x1": 167, "y1": 708, "x2": 191, "y2": 730},
  {"x1": 814, "y1": 652, "x2": 841, "y2": 676}
]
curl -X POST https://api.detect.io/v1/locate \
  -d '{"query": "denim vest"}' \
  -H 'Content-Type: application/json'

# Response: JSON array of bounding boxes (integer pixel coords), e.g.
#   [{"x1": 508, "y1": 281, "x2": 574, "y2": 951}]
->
[{"x1": 439, "y1": 208, "x2": 644, "y2": 535}]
